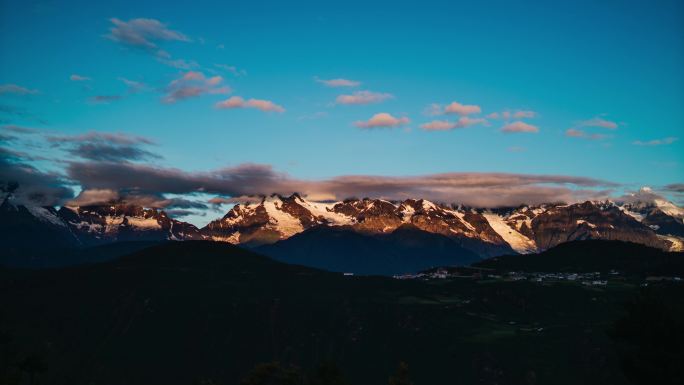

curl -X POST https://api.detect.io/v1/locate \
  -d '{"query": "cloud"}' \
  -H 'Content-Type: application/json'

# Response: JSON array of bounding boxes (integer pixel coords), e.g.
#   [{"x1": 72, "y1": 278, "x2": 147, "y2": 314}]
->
[
  {"x1": 47, "y1": 131, "x2": 154, "y2": 145},
  {"x1": 315, "y1": 77, "x2": 361, "y2": 87},
  {"x1": 209, "y1": 195, "x2": 263, "y2": 205},
  {"x1": 0, "y1": 84, "x2": 39, "y2": 95},
  {"x1": 424, "y1": 103, "x2": 444, "y2": 117},
  {"x1": 118, "y1": 77, "x2": 148, "y2": 93},
  {"x1": 565, "y1": 128, "x2": 607, "y2": 140},
  {"x1": 68, "y1": 143, "x2": 159, "y2": 162},
  {"x1": 354, "y1": 113, "x2": 410, "y2": 129},
  {"x1": 0, "y1": 146, "x2": 73, "y2": 206},
  {"x1": 2, "y1": 132, "x2": 625, "y2": 211},
  {"x1": 163, "y1": 71, "x2": 230, "y2": 103},
  {"x1": 47, "y1": 131, "x2": 158, "y2": 162},
  {"x1": 63, "y1": 158, "x2": 618, "y2": 209},
  {"x1": 89, "y1": 95, "x2": 123, "y2": 104},
  {"x1": 67, "y1": 188, "x2": 120, "y2": 206},
  {"x1": 70, "y1": 74, "x2": 91, "y2": 82},
  {"x1": 420, "y1": 120, "x2": 455, "y2": 131},
  {"x1": 501, "y1": 121, "x2": 539, "y2": 133},
  {"x1": 633, "y1": 137, "x2": 678, "y2": 146},
  {"x1": 577, "y1": 117, "x2": 618, "y2": 129},
  {"x1": 487, "y1": 110, "x2": 537, "y2": 120},
  {"x1": 664, "y1": 183, "x2": 684, "y2": 193},
  {"x1": 215, "y1": 96, "x2": 285, "y2": 113},
  {"x1": 1, "y1": 124, "x2": 39, "y2": 134},
  {"x1": 444, "y1": 101, "x2": 481, "y2": 116},
  {"x1": 507, "y1": 146, "x2": 526, "y2": 153},
  {"x1": 66, "y1": 187, "x2": 208, "y2": 211},
  {"x1": 421, "y1": 117, "x2": 487, "y2": 131},
  {"x1": 215, "y1": 64, "x2": 247, "y2": 76},
  {"x1": 161, "y1": 58, "x2": 200, "y2": 70},
  {"x1": 336, "y1": 91, "x2": 393, "y2": 105},
  {"x1": 106, "y1": 17, "x2": 190, "y2": 57}
]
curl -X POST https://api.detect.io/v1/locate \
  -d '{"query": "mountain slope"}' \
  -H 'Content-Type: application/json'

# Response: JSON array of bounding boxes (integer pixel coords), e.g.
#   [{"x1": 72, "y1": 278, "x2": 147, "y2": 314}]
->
[
  {"x1": 256, "y1": 224, "x2": 481, "y2": 275},
  {"x1": 474, "y1": 240, "x2": 684, "y2": 275}
]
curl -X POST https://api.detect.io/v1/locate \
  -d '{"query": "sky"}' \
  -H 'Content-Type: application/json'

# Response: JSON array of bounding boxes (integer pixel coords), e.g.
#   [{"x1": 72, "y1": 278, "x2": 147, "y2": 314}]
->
[{"x1": 1, "y1": 0, "x2": 683, "y2": 226}]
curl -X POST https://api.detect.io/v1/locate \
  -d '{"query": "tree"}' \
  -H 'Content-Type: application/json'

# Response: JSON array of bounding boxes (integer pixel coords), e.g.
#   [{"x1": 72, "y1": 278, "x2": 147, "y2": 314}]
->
[
  {"x1": 240, "y1": 362, "x2": 304, "y2": 385},
  {"x1": 308, "y1": 362, "x2": 347, "y2": 385},
  {"x1": 388, "y1": 361, "x2": 412, "y2": 385},
  {"x1": 18, "y1": 354, "x2": 46, "y2": 385},
  {"x1": 610, "y1": 287, "x2": 684, "y2": 385}
]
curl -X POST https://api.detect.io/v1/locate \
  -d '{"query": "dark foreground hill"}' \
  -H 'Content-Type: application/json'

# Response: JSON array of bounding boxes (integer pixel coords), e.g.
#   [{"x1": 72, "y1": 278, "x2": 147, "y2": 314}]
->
[
  {"x1": 1, "y1": 241, "x2": 682, "y2": 385},
  {"x1": 474, "y1": 240, "x2": 684, "y2": 276}
]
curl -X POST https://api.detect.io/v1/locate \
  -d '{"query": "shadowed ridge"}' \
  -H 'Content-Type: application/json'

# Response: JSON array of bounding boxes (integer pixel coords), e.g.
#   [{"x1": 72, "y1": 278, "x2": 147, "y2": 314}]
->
[{"x1": 474, "y1": 239, "x2": 684, "y2": 275}]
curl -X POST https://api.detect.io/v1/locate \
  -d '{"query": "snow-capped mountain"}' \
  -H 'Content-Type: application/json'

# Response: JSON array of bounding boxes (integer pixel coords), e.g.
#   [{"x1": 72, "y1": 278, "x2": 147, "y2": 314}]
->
[
  {"x1": 57, "y1": 203, "x2": 203, "y2": 245},
  {"x1": 201, "y1": 194, "x2": 684, "y2": 254},
  {"x1": 3, "y1": 190, "x2": 682, "y2": 265}
]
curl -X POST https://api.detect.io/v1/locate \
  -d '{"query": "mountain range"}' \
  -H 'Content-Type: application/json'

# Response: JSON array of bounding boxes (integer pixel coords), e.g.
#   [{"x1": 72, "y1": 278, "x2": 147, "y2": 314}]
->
[{"x1": 2, "y1": 187, "x2": 683, "y2": 272}]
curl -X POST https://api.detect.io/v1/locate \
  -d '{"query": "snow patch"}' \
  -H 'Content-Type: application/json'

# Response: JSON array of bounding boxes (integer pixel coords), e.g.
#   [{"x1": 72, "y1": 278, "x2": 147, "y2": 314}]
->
[
  {"x1": 658, "y1": 235, "x2": 684, "y2": 252},
  {"x1": 295, "y1": 197, "x2": 355, "y2": 225},
  {"x1": 126, "y1": 217, "x2": 162, "y2": 230},
  {"x1": 263, "y1": 197, "x2": 304, "y2": 238},
  {"x1": 483, "y1": 212, "x2": 536, "y2": 253},
  {"x1": 26, "y1": 206, "x2": 65, "y2": 227},
  {"x1": 576, "y1": 219, "x2": 597, "y2": 228}
]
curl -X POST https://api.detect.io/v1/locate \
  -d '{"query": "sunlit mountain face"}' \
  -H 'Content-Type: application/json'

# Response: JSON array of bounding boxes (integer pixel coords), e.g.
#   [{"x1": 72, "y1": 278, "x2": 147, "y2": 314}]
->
[{"x1": 1, "y1": 1, "x2": 683, "y2": 384}]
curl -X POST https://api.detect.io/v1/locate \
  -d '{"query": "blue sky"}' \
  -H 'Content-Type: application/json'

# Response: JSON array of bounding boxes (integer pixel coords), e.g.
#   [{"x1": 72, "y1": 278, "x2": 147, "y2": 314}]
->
[{"x1": 1, "y1": 0, "x2": 683, "y2": 224}]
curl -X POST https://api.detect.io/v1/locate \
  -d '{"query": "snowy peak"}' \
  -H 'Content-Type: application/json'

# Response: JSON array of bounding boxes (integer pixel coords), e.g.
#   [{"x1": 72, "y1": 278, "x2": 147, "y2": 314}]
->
[
  {"x1": 57, "y1": 203, "x2": 202, "y2": 245},
  {"x1": 202, "y1": 195, "x2": 683, "y2": 255}
]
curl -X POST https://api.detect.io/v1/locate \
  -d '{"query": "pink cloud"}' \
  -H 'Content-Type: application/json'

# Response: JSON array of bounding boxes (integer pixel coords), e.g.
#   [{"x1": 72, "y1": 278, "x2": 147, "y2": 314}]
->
[
  {"x1": 316, "y1": 77, "x2": 361, "y2": 87},
  {"x1": 215, "y1": 96, "x2": 285, "y2": 113},
  {"x1": 514, "y1": 110, "x2": 537, "y2": 119},
  {"x1": 421, "y1": 117, "x2": 487, "y2": 131},
  {"x1": 565, "y1": 128, "x2": 585, "y2": 137},
  {"x1": 421, "y1": 120, "x2": 456, "y2": 131},
  {"x1": 163, "y1": 71, "x2": 230, "y2": 103},
  {"x1": 444, "y1": 101, "x2": 481, "y2": 115},
  {"x1": 578, "y1": 117, "x2": 618, "y2": 129},
  {"x1": 487, "y1": 110, "x2": 537, "y2": 120},
  {"x1": 566, "y1": 128, "x2": 609, "y2": 140},
  {"x1": 354, "y1": 113, "x2": 410, "y2": 129},
  {"x1": 0, "y1": 84, "x2": 39, "y2": 95},
  {"x1": 336, "y1": 91, "x2": 393, "y2": 105},
  {"x1": 501, "y1": 121, "x2": 539, "y2": 133}
]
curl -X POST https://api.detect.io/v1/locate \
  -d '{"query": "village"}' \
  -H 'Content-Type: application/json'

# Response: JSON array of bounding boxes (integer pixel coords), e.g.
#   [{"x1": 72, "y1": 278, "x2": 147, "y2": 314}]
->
[{"x1": 392, "y1": 267, "x2": 683, "y2": 287}]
